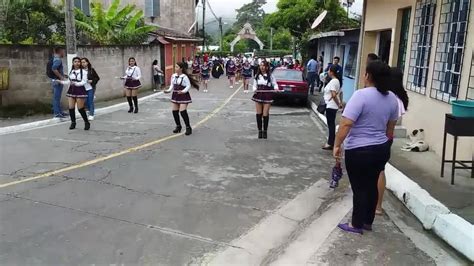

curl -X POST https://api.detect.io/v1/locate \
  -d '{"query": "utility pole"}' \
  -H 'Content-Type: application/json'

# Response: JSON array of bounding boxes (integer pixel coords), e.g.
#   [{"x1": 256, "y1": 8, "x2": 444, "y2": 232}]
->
[
  {"x1": 65, "y1": 0, "x2": 77, "y2": 72},
  {"x1": 202, "y1": 0, "x2": 206, "y2": 52},
  {"x1": 270, "y1": 27, "x2": 273, "y2": 51},
  {"x1": 219, "y1": 17, "x2": 223, "y2": 52}
]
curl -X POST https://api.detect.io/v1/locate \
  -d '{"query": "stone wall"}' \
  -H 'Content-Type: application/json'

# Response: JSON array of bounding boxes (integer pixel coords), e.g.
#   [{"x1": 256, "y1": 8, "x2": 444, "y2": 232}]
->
[
  {"x1": 51, "y1": 0, "x2": 197, "y2": 34},
  {"x1": 0, "y1": 44, "x2": 161, "y2": 106}
]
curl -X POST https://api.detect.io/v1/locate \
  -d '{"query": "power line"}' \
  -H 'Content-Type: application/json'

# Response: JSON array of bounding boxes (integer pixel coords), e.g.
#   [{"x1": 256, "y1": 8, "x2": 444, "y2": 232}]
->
[{"x1": 206, "y1": 0, "x2": 219, "y2": 21}]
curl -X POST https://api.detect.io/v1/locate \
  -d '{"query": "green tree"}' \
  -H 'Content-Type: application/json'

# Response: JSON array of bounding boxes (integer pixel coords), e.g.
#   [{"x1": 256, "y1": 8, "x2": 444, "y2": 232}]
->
[
  {"x1": 1, "y1": 0, "x2": 65, "y2": 44},
  {"x1": 265, "y1": 0, "x2": 358, "y2": 38},
  {"x1": 197, "y1": 29, "x2": 215, "y2": 46},
  {"x1": 75, "y1": 0, "x2": 156, "y2": 45},
  {"x1": 234, "y1": 1, "x2": 266, "y2": 30}
]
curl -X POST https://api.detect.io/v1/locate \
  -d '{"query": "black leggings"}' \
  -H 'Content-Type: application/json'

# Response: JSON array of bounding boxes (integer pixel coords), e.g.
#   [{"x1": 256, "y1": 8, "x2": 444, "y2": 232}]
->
[
  {"x1": 325, "y1": 108, "x2": 338, "y2": 146},
  {"x1": 345, "y1": 142, "x2": 391, "y2": 228}
]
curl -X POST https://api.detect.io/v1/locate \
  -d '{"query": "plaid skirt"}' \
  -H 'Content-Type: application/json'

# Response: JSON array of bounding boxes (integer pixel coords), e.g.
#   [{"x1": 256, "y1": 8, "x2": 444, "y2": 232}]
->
[
  {"x1": 171, "y1": 91, "x2": 192, "y2": 104},
  {"x1": 252, "y1": 91, "x2": 274, "y2": 103},
  {"x1": 67, "y1": 85, "x2": 87, "y2": 98},
  {"x1": 124, "y1": 79, "x2": 141, "y2": 90}
]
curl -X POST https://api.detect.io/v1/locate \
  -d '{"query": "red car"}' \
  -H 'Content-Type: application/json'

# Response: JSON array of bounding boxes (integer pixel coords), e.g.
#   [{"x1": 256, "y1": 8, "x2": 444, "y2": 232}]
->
[{"x1": 272, "y1": 68, "x2": 308, "y2": 104}]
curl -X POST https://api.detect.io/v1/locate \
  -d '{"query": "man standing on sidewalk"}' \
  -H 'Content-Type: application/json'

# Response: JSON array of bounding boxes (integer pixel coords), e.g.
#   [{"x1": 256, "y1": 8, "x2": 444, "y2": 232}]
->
[
  {"x1": 306, "y1": 55, "x2": 318, "y2": 95},
  {"x1": 48, "y1": 47, "x2": 66, "y2": 119}
]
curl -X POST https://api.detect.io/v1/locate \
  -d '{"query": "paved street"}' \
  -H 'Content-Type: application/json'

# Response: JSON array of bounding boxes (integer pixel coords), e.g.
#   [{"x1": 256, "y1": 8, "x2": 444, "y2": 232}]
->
[{"x1": 0, "y1": 78, "x2": 464, "y2": 265}]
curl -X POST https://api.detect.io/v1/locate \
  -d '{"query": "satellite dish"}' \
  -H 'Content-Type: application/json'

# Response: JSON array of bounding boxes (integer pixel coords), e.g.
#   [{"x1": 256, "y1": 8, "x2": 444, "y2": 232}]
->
[{"x1": 311, "y1": 10, "x2": 328, "y2": 29}]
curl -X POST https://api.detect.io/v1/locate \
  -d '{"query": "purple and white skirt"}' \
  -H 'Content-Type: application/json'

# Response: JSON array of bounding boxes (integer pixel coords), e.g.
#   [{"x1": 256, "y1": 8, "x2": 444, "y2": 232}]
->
[
  {"x1": 171, "y1": 91, "x2": 192, "y2": 104},
  {"x1": 124, "y1": 79, "x2": 141, "y2": 90},
  {"x1": 252, "y1": 90, "x2": 274, "y2": 103},
  {"x1": 67, "y1": 85, "x2": 87, "y2": 98}
]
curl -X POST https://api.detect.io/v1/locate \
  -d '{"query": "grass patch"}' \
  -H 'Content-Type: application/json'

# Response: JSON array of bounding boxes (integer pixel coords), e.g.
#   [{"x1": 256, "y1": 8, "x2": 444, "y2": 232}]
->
[{"x1": 0, "y1": 102, "x2": 51, "y2": 118}]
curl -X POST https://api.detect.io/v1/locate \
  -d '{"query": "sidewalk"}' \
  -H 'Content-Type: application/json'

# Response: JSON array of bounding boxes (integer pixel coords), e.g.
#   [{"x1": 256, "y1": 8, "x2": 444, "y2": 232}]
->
[
  {"x1": 308, "y1": 96, "x2": 474, "y2": 262},
  {"x1": 390, "y1": 139, "x2": 474, "y2": 223}
]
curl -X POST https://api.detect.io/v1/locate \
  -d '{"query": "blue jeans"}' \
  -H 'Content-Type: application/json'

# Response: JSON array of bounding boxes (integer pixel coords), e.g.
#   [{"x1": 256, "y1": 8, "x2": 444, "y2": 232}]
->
[
  {"x1": 307, "y1": 72, "x2": 317, "y2": 94},
  {"x1": 87, "y1": 89, "x2": 94, "y2": 116},
  {"x1": 52, "y1": 82, "x2": 63, "y2": 116}
]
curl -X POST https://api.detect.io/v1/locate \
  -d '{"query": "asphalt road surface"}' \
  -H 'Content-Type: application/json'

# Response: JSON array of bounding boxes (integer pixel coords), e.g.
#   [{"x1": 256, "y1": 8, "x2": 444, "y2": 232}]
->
[{"x1": 0, "y1": 78, "x2": 466, "y2": 265}]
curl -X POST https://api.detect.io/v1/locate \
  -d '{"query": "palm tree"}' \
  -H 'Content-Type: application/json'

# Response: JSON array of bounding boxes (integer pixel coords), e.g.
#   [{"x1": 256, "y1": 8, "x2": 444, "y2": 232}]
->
[{"x1": 75, "y1": 0, "x2": 156, "y2": 45}]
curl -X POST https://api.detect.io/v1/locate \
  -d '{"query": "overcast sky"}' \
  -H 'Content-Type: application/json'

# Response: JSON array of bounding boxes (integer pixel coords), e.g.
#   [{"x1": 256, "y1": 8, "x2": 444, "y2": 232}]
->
[{"x1": 202, "y1": 0, "x2": 363, "y2": 21}]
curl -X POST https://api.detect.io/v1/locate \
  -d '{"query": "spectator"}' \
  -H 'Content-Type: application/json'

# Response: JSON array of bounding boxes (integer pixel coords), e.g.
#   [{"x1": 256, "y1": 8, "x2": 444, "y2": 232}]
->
[
  {"x1": 367, "y1": 53, "x2": 379, "y2": 64},
  {"x1": 376, "y1": 67, "x2": 409, "y2": 215},
  {"x1": 306, "y1": 55, "x2": 318, "y2": 95},
  {"x1": 81, "y1": 57, "x2": 100, "y2": 121},
  {"x1": 152, "y1": 59, "x2": 164, "y2": 92},
  {"x1": 334, "y1": 60, "x2": 399, "y2": 234},
  {"x1": 325, "y1": 56, "x2": 343, "y2": 87},
  {"x1": 322, "y1": 65, "x2": 343, "y2": 150},
  {"x1": 317, "y1": 55, "x2": 324, "y2": 91},
  {"x1": 49, "y1": 47, "x2": 67, "y2": 119}
]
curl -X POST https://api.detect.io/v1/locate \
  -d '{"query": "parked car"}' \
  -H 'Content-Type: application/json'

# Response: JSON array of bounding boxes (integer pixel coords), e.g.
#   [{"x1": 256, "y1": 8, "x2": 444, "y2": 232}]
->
[{"x1": 272, "y1": 68, "x2": 308, "y2": 104}]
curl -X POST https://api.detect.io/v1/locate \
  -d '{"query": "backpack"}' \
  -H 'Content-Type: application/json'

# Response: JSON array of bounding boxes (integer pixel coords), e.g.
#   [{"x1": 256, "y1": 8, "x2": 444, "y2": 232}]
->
[{"x1": 46, "y1": 57, "x2": 56, "y2": 79}]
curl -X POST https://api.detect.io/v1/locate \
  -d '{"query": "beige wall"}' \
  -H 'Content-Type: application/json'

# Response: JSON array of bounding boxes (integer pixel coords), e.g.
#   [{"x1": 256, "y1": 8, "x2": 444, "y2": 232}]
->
[
  {"x1": 365, "y1": 0, "x2": 413, "y2": 32},
  {"x1": 361, "y1": 0, "x2": 474, "y2": 159},
  {"x1": 0, "y1": 45, "x2": 161, "y2": 107}
]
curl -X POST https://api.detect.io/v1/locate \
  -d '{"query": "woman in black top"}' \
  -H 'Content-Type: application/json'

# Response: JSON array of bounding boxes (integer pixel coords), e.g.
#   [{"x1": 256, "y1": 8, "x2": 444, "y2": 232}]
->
[{"x1": 81, "y1": 57, "x2": 100, "y2": 121}]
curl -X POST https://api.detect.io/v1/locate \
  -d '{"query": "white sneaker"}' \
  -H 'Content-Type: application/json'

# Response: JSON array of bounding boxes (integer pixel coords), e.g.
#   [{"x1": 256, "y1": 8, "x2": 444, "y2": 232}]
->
[
  {"x1": 88, "y1": 115, "x2": 94, "y2": 121},
  {"x1": 204, "y1": 89, "x2": 208, "y2": 93},
  {"x1": 230, "y1": 86, "x2": 233, "y2": 89}
]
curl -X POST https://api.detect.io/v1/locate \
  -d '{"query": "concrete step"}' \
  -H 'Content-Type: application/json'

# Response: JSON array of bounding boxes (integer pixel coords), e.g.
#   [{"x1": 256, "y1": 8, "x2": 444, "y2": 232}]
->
[{"x1": 394, "y1": 125, "x2": 407, "y2": 139}]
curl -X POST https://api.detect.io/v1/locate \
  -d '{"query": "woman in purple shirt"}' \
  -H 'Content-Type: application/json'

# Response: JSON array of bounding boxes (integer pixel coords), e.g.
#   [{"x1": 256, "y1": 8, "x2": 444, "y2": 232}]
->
[{"x1": 333, "y1": 61, "x2": 399, "y2": 234}]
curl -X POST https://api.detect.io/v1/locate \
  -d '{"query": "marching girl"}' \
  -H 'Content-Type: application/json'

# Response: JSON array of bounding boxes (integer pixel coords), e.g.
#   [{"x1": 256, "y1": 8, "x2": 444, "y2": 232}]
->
[
  {"x1": 242, "y1": 59, "x2": 253, "y2": 93},
  {"x1": 226, "y1": 58, "x2": 237, "y2": 89},
  {"x1": 192, "y1": 59, "x2": 201, "y2": 82},
  {"x1": 252, "y1": 61, "x2": 281, "y2": 139},
  {"x1": 201, "y1": 61, "x2": 211, "y2": 93},
  {"x1": 61, "y1": 57, "x2": 90, "y2": 130},
  {"x1": 235, "y1": 58, "x2": 242, "y2": 84},
  {"x1": 164, "y1": 62, "x2": 200, "y2": 136},
  {"x1": 121, "y1": 57, "x2": 142, "y2": 113}
]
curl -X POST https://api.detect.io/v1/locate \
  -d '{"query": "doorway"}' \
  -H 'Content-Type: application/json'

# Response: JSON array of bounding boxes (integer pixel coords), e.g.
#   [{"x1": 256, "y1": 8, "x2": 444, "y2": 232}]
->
[{"x1": 378, "y1": 30, "x2": 392, "y2": 64}]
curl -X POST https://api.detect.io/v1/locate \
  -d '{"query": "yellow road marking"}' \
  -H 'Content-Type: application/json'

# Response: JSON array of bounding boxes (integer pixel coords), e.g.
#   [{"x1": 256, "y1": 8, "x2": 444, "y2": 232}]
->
[{"x1": 0, "y1": 85, "x2": 243, "y2": 189}]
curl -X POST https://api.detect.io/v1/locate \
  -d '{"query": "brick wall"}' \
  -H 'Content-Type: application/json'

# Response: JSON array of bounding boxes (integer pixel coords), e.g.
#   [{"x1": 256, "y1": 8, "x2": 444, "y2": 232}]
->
[{"x1": 0, "y1": 44, "x2": 161, "y2": 106}]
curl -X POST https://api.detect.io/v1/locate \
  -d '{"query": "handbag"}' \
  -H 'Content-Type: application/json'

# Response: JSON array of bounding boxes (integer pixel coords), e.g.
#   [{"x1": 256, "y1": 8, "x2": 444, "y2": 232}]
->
[{"x1": 317, "y1": 98, "x2": 327, "y2": 114}]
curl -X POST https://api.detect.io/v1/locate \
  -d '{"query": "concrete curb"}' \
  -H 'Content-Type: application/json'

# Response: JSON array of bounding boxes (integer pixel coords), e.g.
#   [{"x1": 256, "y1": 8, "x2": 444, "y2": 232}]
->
[
  {"x1": 0, "y1": 92, "x2": 164, "y2": 136},
  {"x1": 309, "y1": 101, "x2": 474, "y2": 262}
]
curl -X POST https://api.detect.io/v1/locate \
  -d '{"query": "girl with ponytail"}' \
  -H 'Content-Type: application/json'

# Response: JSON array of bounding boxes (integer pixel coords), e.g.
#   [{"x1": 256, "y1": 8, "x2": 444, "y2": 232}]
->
[{"x1": 164, "y1": 62, "x2": 200, "y2": 135}]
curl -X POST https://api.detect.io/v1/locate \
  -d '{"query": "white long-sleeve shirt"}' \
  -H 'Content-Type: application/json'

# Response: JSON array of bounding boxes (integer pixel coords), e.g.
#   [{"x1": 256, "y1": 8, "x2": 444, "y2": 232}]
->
[
  {"x1": 123, "y1": 66, "x2": 141, "y2": 80},
  {"x1": 68, "y1": 68, "x2": 88, "y2": 87},
  {"x1": 252, "y1": 74, "x2": 278, "y2": 92},
  {"x1": 166, "y1": 74, "x2": 191, "y2": 93}
]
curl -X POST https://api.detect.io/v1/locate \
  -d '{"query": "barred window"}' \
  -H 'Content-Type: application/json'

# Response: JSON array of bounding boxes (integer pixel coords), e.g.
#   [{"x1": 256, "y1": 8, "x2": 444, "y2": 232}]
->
[
  {"x1": 344, "y1": 43, "x2": 358, "y2": 79},
  {"x1": 407, "y1": 0, "x2": 436, "y2": 94},
  {"x1": 468, "y1": 52, "x2": 474, "y2": 100},
  {"x1": 431, "y1": 0, "x2": 470, "y2": 103},
  {"x1": 397, "y1": 8, "x2": 411, "y2": 72}
]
